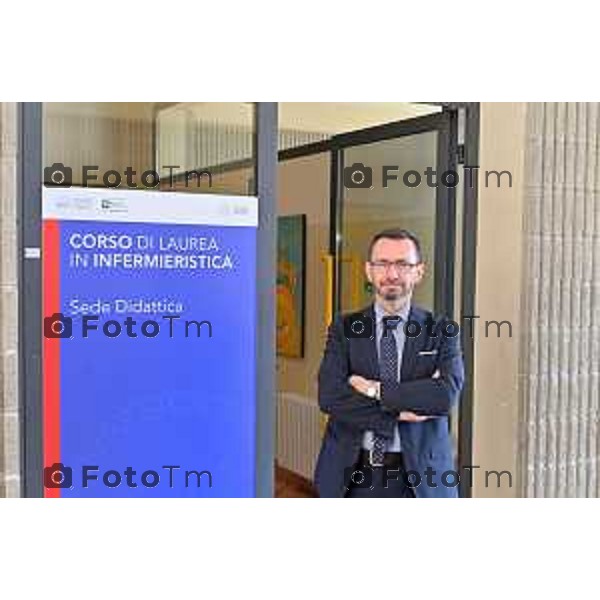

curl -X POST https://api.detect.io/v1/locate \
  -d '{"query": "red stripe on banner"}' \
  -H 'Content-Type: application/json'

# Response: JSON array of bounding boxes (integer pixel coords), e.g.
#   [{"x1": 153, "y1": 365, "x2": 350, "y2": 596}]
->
[{"x1": 42, "y1": 220, "x2": 61, "y2": 498}]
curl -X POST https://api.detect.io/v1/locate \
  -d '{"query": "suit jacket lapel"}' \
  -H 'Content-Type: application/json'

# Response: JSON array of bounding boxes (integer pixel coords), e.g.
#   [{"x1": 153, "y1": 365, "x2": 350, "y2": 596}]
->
[
  {"x1": 360, "y1": 304, "x2": 379, "y2": 379},
  {"x1": 400, "y1": 306, "x2": 424, "y2": 381}
]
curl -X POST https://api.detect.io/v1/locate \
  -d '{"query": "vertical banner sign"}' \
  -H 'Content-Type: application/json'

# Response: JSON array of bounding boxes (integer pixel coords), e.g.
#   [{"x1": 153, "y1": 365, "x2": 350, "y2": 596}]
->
[{"x1": 42, "y1": 188, "x2": 258, "y2": 497}]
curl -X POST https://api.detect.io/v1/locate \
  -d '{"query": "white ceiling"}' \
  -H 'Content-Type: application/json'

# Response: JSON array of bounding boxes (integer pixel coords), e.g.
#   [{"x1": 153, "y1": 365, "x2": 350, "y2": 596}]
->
[
  {"x1": 45, "y1": 102, "x2": 441, "y2": 134},
  {"x1": 279, "y1": 102, "x2": 440, "y2": 134}
]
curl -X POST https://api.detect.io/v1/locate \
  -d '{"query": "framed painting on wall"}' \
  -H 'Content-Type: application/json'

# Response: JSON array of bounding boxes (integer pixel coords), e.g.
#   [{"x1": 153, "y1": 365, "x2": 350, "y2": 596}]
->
[{"x1": 277, "y1": 214, "x2": 306, "y2": 358}]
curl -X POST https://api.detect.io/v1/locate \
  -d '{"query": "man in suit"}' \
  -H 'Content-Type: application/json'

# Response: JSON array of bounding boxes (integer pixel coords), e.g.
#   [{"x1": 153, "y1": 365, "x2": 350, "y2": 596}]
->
[{"x1": 314, "y1": 228, "x2": 465, "y2": 498}]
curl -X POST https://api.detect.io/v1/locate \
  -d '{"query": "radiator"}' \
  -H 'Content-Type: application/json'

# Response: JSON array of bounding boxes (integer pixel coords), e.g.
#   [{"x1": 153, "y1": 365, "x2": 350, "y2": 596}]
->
[{"x1": 276, "y1": 392, "x2": 323, "y2": 481}]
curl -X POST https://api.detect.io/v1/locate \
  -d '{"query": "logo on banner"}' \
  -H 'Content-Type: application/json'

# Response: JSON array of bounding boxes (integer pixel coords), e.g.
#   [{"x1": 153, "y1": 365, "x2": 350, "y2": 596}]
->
[{"x1": 100, "y1": 198, "x2": 128, "y2": 214}]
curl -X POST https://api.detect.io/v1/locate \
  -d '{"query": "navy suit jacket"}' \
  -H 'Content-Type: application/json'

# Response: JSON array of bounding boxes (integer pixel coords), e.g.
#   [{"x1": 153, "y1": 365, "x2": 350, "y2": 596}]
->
[{"x1": 314, "y1": 304, "x2": 465, "y2": 498}]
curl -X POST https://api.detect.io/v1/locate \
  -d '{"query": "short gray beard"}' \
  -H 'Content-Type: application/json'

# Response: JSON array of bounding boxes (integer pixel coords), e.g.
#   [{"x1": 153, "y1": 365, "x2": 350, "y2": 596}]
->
[{"x1": 376, "y1": 284, "x2": 410, "y2": 306}]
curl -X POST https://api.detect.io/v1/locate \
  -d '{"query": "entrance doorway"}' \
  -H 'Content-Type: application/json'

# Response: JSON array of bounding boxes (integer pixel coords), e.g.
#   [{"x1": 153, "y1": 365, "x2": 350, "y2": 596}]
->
[{"x1": 274, "y1": 104, "x2": 464, "y2": 497}]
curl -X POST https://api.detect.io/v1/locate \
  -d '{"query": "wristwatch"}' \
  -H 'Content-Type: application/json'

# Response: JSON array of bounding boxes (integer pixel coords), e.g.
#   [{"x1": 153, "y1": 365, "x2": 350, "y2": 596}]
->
[{"x1": 367, "y1": 384, "x2": 380, "y2": 401}]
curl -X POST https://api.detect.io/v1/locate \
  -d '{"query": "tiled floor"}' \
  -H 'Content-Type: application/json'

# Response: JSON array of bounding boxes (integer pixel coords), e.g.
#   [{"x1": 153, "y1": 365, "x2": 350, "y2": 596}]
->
[{"x1": 274, "y1": 464, "x2": 317, "y2": 498}]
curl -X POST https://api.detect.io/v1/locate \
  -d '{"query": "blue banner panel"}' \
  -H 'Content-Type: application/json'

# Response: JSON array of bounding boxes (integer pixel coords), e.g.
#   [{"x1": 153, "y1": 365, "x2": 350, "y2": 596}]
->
[{"x1": 42, "y1": 189, "x2": 258, "y2": 497}]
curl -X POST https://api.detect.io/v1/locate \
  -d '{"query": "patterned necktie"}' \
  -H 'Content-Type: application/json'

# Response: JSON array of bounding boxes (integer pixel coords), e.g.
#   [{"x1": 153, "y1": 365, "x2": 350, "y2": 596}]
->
[{"x1": 371, "y1": 317, "x2": 400, "y2": 465}]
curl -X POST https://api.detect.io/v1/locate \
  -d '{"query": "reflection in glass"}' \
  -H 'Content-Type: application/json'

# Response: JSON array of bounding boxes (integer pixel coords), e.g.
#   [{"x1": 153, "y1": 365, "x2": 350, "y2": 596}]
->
[{"x1": 43, "y1": 102, "x2": 255, "y2": 196}]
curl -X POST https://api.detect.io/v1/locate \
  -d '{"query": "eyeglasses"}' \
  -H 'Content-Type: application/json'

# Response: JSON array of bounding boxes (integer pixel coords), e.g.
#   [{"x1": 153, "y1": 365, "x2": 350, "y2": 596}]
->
[{"x1": 369, "y1": 260, "x2": 421, "y2": 274}]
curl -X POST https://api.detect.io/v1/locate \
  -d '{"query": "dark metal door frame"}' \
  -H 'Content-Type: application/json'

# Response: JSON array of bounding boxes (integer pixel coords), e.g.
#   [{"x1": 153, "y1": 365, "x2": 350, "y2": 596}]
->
[
  {"x1": 17, "y1": 102, "x2": 279, "y2": 498},
  {"x1": 17, "y1": 103, "x2": 43, "y2": 498},
  {"x1": 332, "y1": 106, "x2": 479, "y2": 498}
]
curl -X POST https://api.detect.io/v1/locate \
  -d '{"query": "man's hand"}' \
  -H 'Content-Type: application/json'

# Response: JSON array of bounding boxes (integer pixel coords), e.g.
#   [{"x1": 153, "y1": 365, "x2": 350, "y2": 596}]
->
[
  {"x1": 349, "y1": 373, "x2": 439, "y2": 422},
  {"x1": 398, "y1": 411, "x2": 432, "y2": 422},
  {"x1": 348, "y1": 375, "x2": 379, "y2": 398}
]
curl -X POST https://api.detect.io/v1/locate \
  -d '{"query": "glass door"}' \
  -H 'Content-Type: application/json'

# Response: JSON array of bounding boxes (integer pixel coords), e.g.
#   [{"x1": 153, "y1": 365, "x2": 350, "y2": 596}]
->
[
  {"x1": 332, "y1": 111, "x2": 457, "y2": 318},
  {"x1": 328, "y1": 110, "x2": 460, "y2": 476}
]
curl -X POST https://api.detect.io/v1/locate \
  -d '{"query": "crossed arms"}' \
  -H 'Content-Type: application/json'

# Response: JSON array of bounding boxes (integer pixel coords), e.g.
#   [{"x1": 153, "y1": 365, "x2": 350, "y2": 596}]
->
[{"x1": 317, "y1": 315, "x2": 465, "y2": 438}]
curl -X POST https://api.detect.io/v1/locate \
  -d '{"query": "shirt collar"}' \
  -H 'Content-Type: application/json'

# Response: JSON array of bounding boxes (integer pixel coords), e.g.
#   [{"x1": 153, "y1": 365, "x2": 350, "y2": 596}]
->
[{"x1": 373, "y1": 300, "x2": 411, "y2": 324}]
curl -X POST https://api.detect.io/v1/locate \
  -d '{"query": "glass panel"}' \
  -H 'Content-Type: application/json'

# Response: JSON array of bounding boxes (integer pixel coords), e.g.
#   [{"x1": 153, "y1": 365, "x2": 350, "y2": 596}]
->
[
  {"x1": 339, "y1": 131, "x2": 438, "y2": 313},
  {"x1": 43, "y1": 102, "x2": 255, "y2": 196}
]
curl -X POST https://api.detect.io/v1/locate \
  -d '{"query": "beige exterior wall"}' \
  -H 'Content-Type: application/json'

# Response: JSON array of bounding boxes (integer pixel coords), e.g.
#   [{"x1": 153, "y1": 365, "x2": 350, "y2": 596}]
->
[
  {"x1": 0, "y1": 102, "x2": 20, "y2": 497},
  {"x1": 470, "y1": 102, "x2": 528, "y2": 497}
]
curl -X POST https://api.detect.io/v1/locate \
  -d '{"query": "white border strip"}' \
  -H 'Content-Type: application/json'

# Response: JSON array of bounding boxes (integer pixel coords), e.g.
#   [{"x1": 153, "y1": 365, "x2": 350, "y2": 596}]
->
[{"x1": 42, "y1": 187, "x2": 258, "y2": 227}]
